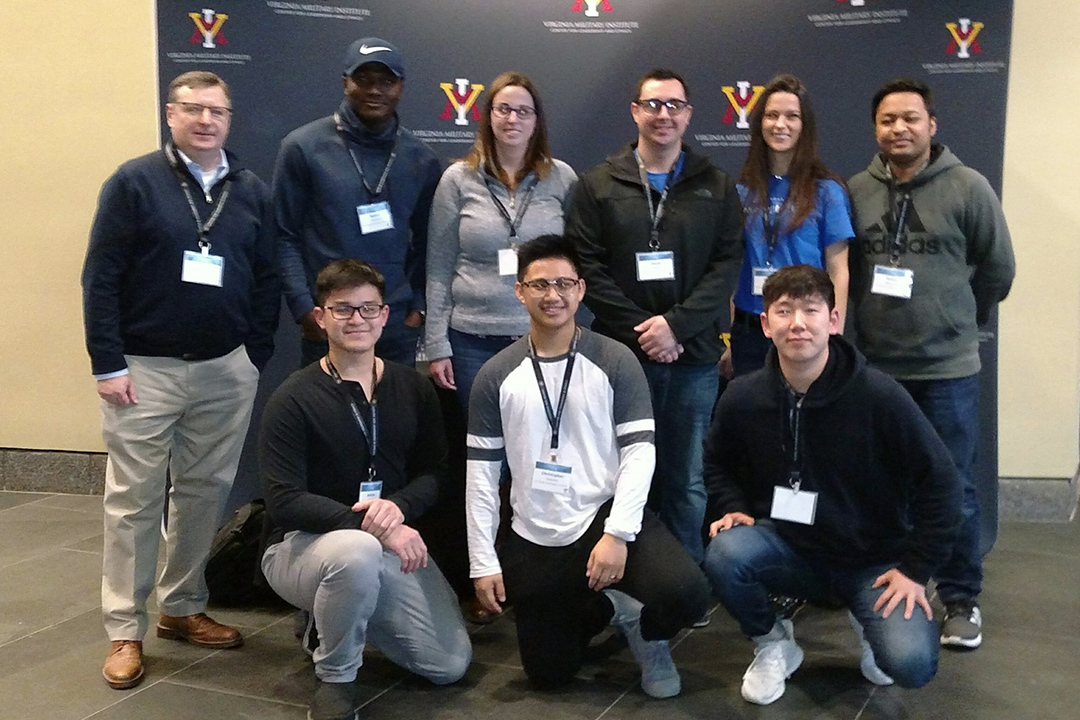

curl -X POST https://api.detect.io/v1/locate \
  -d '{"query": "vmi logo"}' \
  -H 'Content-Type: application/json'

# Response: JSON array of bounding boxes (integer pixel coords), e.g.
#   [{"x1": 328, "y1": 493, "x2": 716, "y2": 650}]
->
[
  {"x1": 189, "y1": 9, "x2": 228, "y2": 49},
  {"x1": 440, "y1": 79, "x2": 485, "y2": 126},
  {"x1": 946, "y1": 18, "x2": 984, "y2": 59},
  {"x1": 721, "y1": 81, "x2": 765, "y2": 130},
  {"x1": 571, "y1": 0, "x2": 613, "y2": 17}
]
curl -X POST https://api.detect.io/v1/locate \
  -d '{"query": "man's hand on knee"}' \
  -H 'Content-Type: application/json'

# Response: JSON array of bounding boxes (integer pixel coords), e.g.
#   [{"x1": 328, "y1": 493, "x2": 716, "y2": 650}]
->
[
  {"x1": 381, "y1": 524, "x2": 428, "y2": 573},
  {"x1": 586, "y1": 533, "x2": 627, "y2": 591},
  {"x1": 353, "y1": 498, "x2": 404, "y2": 539},
  {"x1": 708, "y1": 512, "x2": 755, "y2": 537},
  {"x1": 872, "y1": 568, "x2": 932, "y2": 620},
  {"x1": 473, "y1": 574, "x2": 505, "y2": 614}
]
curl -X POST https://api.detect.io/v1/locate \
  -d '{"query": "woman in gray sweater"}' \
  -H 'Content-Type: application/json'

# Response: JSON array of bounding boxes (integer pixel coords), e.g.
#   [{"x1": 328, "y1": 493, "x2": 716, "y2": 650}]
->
[{"x1": 425, "y1": 71, "x2": 577, "y2": 414}]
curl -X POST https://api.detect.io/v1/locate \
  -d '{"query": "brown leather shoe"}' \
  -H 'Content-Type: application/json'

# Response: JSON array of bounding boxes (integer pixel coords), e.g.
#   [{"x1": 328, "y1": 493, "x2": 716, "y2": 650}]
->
[
  {"x1": 103, "y1": 640, "x2": 144, "y2": 690},
  {"x1": 156, "y1": 613, "x2": 243, "y2": 648}
]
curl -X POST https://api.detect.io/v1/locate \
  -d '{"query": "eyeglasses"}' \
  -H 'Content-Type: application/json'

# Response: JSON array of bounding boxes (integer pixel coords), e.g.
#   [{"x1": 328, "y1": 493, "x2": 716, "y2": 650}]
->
[
  {"x1": 520, "y1": 277, "x2": 581, "y2": 296},
  {"x1": 492, "y1": 104, "x2": 536, "y2": 119},
  {"x1": 324, "y1": 303, "x2": 385, "y2": 320},
  {"x1": 173, "y1": 102, "x2": 232, "y2": 120},
  {"x1": 634, "y1": 98, "x2": 690, "y2": 116}
]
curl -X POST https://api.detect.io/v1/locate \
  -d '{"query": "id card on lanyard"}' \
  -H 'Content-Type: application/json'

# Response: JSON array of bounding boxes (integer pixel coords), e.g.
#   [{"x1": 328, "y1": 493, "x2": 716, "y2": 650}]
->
[
  {"x1": 337, "y1": 113, "x2": 399, "y2": 236},
  {"x1": 325, "y1": 356, "x2": 382, "y2": 501},
  {"x1": 486, "y1": 175, "x2": 536, "y2": 277},
  {"x1": 871, "y1": 190, "x2": 915, "y2": 299},
  {"x1": 166, "y1": 143, "x2": 231, "y2": 287},
  {"x1": 529, "y1": 328, "x2": 579, "y2": 493},
  {"x1": 634, "y1": 152, "x2": 677, "y2": 282}
]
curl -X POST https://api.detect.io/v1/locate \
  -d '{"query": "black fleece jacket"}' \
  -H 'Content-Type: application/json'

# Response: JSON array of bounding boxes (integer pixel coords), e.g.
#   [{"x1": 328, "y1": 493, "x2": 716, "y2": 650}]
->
[
  {"x1": 704, "y1": 335, "x2": 961, "y2": 584},
  {"x1": 566, "y1": 142, "x2": 743, "y2": 365}
]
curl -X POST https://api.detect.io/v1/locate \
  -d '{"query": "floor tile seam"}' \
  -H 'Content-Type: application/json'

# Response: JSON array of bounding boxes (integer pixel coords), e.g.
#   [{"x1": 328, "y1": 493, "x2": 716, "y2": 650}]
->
[
  {"x1": 0, "y1": 539, "x2": 105, "y2": 571},
  {"x1": 160, "y1": 677, "x2": 308, "y2": 708},
  {"x1": 0, "y1": 605, "x2": 101, "y2": 650},
  {"x1": 356, "y1": 676, "x2": 405, "y2": 711},
  {"x1": 30, "y1": 502, "x2": 105, "y2": 517},
  {"x1": 851, "y1": 685, "x2": 876, "y2": 720},
  {"x1": 0, "y1": 493, "x2": 57, "y2": 513},
  {"x1": 990, "y1": 547, "x2": 1080, "y2": 561},
  {"x1": 593, "y1": 686, "x2": 632, "y2": 720}
]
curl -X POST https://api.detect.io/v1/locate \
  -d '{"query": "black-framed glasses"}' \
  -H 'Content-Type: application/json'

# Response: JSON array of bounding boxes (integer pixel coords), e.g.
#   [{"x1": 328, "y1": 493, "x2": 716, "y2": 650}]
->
[
  {"x1": 520, "y1": 277, "x2": 580, "y2": 296},
  {"x1": 634, "y1": 98, "x2": 690, "y2": 116},
  {"x1": 324, "y1": 303, "x2": 385, "y2": 320},
  {"x1": 173, "y1": 101, "x2": 232, "y2": 120},
  {"x1": 492, "y1": 103, "x2": 536, "y2": 119}
]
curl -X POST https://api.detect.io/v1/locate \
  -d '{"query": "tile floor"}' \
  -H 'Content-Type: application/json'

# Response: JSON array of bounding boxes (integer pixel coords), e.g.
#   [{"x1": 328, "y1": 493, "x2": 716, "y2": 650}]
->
[{"x1": 1, "y1": 490, "x2": 1076, "y2": 720}]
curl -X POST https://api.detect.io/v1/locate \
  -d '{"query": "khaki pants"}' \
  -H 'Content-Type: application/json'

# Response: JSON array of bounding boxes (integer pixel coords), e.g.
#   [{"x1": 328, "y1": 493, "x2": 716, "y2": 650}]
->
[{"x1": 100, "y1": 346, "x2": 258, "y2": 641}]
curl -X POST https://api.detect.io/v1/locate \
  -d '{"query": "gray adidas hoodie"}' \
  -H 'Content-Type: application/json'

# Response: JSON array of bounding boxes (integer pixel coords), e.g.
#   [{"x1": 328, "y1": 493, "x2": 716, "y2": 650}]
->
[{"x1": 848, "y1": 143, "x2": 1015, "y2": 380}]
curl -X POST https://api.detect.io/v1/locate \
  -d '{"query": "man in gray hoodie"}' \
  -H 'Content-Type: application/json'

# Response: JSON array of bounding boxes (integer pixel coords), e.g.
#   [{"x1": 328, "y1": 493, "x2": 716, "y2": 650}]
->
[{"x1": 847, "y1": 78, "x2": 1015, "y2": 652}]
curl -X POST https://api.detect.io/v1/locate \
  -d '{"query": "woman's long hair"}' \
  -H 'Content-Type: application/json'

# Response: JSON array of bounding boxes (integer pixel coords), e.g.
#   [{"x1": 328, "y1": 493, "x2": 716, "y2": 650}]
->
[
  {"x1": 465, "y1": 71, "x2": 553, "y2": 185},
  {"x1": 738, "y1": 74, "x2": 842, "y2": 231}
]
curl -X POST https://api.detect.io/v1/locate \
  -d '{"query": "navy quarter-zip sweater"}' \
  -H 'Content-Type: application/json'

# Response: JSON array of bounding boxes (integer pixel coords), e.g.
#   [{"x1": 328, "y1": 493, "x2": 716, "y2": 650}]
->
[{"x1": 82, "y1": 144, "x2": 280, "y2": 376}]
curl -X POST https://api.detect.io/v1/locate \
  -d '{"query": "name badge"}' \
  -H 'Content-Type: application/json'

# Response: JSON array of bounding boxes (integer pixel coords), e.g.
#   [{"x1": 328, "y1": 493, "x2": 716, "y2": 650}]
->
[
  {"x1": 751, "y1": 266, "x2": 776, "y2": 296},
  {"x1": 498, "y1": 247, "x2": 518, "y2": 276},
  {"x1": 358, "y1": 480, "x2": 383, "y2": 502},
  {"x1": 533, "y1": 460, "x2": 572, "y2": 493},
  {"x1": 870, "y1": 264, "x2": 914, "y2": 299},
  {"x1": 357, "y1": 201, "x2": 395, "y2": 235},
  {"x1": 635, "y1": 251, "x2": 676, "y2": 282},
  {"x1": 181, "y1": 250, "x2": 224, "y2": 287},
  {"x1": 770, "y1": 485, "x2": 818, "y2": 525}
]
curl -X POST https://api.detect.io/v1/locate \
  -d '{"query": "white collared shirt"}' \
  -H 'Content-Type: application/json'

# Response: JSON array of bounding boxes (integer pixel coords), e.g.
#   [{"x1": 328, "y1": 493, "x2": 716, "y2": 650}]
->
[{"x1": 176, "y1": 148, "x2": 229, "y2": 193}]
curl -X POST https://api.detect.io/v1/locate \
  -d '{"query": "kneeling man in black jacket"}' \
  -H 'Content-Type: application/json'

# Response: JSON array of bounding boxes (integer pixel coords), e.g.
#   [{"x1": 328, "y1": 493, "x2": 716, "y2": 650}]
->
[{"x1": 702, "y1": 264, "x2": 961, "y2": 705}]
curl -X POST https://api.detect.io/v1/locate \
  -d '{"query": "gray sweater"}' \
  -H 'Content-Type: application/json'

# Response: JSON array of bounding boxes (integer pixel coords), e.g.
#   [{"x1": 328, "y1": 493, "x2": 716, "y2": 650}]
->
[{"x1": 424, "y1": 159, "x2": 577, "y2": 359}]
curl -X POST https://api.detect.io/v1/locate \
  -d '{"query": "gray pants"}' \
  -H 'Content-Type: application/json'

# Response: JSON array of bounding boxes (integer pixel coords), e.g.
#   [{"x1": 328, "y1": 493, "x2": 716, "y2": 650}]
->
[
  {"x1": 100, "y1": 347, "x2": 258, "y2": 640},
  {"x1": 262, "y1": 529, "x2": 472, "y2": 684}
]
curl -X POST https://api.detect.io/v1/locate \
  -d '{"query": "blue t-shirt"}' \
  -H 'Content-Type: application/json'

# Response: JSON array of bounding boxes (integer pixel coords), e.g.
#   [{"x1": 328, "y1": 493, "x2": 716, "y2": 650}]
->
[{"x1": 733, "y1": 176, "x2": 854, "y2": 314}]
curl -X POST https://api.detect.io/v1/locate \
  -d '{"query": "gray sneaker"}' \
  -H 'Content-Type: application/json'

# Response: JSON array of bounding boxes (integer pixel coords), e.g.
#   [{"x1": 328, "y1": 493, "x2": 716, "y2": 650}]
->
[
  {"x1": 308, "y1": 679, "x2": 358, "y2": 720},
  {"x1": 742, "y1": 619, "x2": 803, "y2": 705},
  {"x1": 940, "y1": 601, "x2": 982, "y2": 649},
  {"x1": 604, "y1": 589, "x2": 681, "y2": 698}
]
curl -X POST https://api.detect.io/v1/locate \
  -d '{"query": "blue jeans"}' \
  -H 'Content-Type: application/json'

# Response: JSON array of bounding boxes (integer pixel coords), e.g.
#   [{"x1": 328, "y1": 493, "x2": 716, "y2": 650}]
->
[
  {"x1": 899, "y1": 375, "x2": 982, "y2": 604},
  {"x1": 641, "y1": 362, "x2": 719, "y2": 565},
  {"x1": 705, "y1": 522, "x2": 939, "y2": 688},
  {"x1": 300, "y1": 306, "x2": 421, "y2": 368},
  {"x1": 448, "y1": 328, "x2": 517, "y2": 419}
]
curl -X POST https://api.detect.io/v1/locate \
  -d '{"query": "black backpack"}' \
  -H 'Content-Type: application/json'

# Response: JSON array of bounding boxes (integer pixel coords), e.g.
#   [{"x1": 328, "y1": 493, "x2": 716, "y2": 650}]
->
[{"x1": 204, "y1": 500, "x2": 286, "y2": 607}]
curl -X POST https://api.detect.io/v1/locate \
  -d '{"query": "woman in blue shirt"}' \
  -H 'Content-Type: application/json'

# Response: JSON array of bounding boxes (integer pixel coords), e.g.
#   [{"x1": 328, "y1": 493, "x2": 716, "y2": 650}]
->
[{"x1": 723, "y1": 74, "x2": 854, "y2": 377}]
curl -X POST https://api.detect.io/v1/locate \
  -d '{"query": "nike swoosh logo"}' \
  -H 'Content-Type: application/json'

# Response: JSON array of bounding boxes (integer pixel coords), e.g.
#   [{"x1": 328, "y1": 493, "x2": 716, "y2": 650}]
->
[{"x1": 359, "y1": 44, "x2": 391, "y2": 54}]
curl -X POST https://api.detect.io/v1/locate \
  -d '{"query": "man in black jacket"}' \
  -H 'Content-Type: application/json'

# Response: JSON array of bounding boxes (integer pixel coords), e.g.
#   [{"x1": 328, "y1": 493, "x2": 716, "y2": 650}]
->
[
  {"x1": 566, "y1": 68, "x2": 743, "y2": 566},
  {"x1": 702, "y1": 265, "x2": 960, "y2": 705},
  {"x1": 259, "y1": 260, "x2": 470, "y2": 720},
  {"x1": 82, "y1": 71, "x2": 279, "y2": 691}
]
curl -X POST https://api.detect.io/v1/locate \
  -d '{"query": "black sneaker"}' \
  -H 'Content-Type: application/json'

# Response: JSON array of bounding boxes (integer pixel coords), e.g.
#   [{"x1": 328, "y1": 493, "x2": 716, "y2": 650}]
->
[
  {"x1": 308, "y1": 679, "x2": 358, "y2": 720},
  {"x1": 940, "y1": 600, "x2": 982, "y2": 649}
]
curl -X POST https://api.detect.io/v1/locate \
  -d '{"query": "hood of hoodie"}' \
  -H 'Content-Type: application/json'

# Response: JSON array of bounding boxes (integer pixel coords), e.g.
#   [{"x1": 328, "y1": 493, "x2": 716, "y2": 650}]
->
[
  {"x1": 864, "y1": 142, "x2": 961, "y2": 190},
  {"x1": 762, "y1": 333, "x2": 866, "y2": 409}
]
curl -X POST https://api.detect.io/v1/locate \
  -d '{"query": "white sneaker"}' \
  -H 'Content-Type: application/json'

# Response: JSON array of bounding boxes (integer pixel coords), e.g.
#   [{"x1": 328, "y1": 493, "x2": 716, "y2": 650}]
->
[
  {"x1": 604, "y1": 589, "x2": 681, "y2": 698},
  {"x1": 742, "y1": 619, "x2": 803, "y2": 705},
  {"x1": 847, "y1": 611, "x2": 894, "y2": 686}
]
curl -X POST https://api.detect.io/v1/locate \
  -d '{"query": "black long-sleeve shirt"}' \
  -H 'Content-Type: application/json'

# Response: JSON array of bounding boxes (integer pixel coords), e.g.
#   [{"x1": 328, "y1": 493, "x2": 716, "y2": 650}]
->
[
  {"x1": 259, "y1": 361, "x2": 449, "y2": 548},
  {"x1": 704, "y1": 335, "x2": 961, "y2": 585}
]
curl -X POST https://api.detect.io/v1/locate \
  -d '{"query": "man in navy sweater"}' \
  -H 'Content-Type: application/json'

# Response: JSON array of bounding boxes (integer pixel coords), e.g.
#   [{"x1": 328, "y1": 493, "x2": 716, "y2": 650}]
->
[
  {"x1": 82, "y1": 70, "x2": 279, "y2": 690},
  {"x1": 702, "y1": 265, "x2": 960, "y2": 705},
  {"x1": 273, "y1": 37, "x2": 442, "y2": 367}
]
